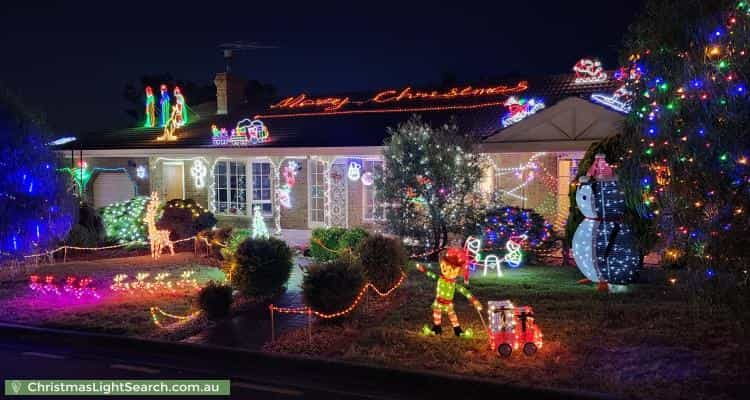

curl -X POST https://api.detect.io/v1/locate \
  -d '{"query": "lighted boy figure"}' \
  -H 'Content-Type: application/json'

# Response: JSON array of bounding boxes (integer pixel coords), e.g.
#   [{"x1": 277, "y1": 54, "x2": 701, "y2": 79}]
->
[
  {"x1": 417, "y1": 248, "x2": 482, "y2": 337},
  {"x1": 159, "y1": 84, "x2": 171, "y2": 127}
]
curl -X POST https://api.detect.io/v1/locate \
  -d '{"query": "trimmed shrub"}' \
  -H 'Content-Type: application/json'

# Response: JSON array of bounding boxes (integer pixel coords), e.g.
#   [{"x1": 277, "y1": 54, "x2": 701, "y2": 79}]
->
[
  {"x1": 221, "y1": 229, "x2": 251, "y2": 260},
  {"x1": 65, "y1": 224, "x2": 98, "y2": 247},
  {"x1": 100, "y1": 196, "x2": 149, "y2": 243},
  {"x1": 357, "y1": 234, "x2": 407, "y2": 291},
  {"x1": 310, "y1": 227, "x2": 347, "y2": 263},
  {"x1": 310, "y1": 227, "x2": 370, "y2": 263},
  {"x1": 157, "y1": 199, "x2": 217, "y2": 241},
  {"x1": 66, "y1": 203, "x2": 105, "y2": 247},
  {"x1": 230, "y1": 237, "x2": 293, "y2": 297},
  {"x1": 198, "y1": 227, "x2": 233, "y2": 260},
  {"x1": 469, "y1": 205, "x2": 556, "y2": 262},
  {"x1": 339, "y1": 227, "x2": 369, "y2": 251},
  {"x1": 303, "y1": 259, "x2": 365, "y2": 315},
  {"x1": 197, "y1": 281, "x2": 233, "y2": 320}
]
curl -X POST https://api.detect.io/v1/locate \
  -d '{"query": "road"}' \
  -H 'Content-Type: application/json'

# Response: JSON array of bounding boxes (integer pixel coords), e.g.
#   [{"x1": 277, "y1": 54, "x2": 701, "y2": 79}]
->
[{"x1": 0, "y1": 323, "x2": 611, "y2": 400}]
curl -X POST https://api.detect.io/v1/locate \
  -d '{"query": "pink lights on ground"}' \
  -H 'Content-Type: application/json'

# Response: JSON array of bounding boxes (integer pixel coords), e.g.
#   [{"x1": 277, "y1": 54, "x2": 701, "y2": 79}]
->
[{"x1": 28, "y1": 275, "x2": 100, "y2": 300}]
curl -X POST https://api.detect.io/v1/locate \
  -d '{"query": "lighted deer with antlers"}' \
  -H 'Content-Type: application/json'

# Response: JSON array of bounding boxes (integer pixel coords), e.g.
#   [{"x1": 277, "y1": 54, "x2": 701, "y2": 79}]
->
[{"x1": 144, "y1": 192, "x2": 174, "y2": 259}]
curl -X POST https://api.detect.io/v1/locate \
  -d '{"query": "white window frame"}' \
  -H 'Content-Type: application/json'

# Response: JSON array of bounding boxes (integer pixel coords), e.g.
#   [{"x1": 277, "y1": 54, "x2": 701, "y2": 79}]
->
[
  {"x1": 362, "y1": 159, "x2": 385, "y2": 221},
  {"x1": 213, "y1": 160, "x2": 248, "y2": 216},
  {"x1": 308, "y1": 159, "x2": 326, "y2": 227},
  {"x1": 251, "y1": 160, "x2": 273, "y2": 217}
]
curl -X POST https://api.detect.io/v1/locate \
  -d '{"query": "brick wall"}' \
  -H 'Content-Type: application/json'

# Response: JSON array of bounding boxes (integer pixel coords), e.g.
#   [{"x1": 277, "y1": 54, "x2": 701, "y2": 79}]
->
[{"x1": 487, "y1": 152, "x2": 560, "y2": 224}]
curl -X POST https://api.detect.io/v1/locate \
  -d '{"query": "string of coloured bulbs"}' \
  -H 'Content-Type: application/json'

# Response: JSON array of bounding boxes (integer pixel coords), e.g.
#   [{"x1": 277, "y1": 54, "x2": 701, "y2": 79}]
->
[
  {"x1": 23, "y1": 236, "x2": 195, "y2": 259},
  {"x1": 150, "y1": 306, "x2": 200, "y2": 328}
]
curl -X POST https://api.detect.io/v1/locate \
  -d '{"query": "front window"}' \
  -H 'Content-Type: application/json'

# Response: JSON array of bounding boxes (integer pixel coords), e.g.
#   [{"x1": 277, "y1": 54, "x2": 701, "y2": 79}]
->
[
  {"x1": 309, "y1": 160, "x2": 326, "y2": 225},
  {"x1": 213, "y1": 160, "x2": 247, "y2": 215},
  {"x1": 363, "y1": 159, "x2": 385, "y2": 221},
  {"x1": 252, "y1": 161, "x2": 272, "y2": 216}
]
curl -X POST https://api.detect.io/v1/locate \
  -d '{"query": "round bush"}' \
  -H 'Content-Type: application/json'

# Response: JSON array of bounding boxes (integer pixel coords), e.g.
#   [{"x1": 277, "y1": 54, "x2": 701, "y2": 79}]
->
[
  {"x1": 157, "y1": 199, "x2": 217, "y2": 241},
  {"x1": 230, "y1": 237, "x2": 293, "y2": 297},
  {"x1": 357, "y1": 234, "x2": 407, "y2": 291},
  {"x1": 197, "y1": 281, "x2": 233, "y2": 320},
  {"x1": 303, "y1": 259, "x2": 365, "y2": 315}
]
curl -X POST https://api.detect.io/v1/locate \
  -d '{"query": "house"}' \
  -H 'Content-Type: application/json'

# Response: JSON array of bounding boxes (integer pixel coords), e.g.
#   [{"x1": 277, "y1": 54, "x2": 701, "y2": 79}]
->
[{"x1": 55, "y1": 61, "x2": 626, "y2": 234}]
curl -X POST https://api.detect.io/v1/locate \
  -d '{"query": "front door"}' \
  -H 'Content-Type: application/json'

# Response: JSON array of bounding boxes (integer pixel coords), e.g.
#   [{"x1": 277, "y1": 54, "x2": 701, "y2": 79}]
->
[{"x1": 163, "y1": 162, "x2": 185, "y2": 201}]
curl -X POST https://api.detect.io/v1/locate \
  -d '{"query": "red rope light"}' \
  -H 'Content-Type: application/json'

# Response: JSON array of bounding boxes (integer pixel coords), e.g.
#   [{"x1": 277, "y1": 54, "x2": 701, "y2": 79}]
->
[
  {"x1": 270, "y1": 272, "x2": 406, "y2": 319},
  {"x1": 255, "y1": 100, "x2": 509, "y2": 120}
]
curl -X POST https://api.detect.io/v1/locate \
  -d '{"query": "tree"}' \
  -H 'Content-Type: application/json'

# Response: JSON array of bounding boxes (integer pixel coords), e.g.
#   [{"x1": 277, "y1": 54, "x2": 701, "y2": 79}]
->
[
  {"x1": 0, "y1": 87, "x2": 74, "y2": 258},
  {"x1": 244, "y1": 80, "x2": 277, "y2": 107},
  {"x1": 619, "y1": 0, "x2": 749, "y2": 275},
  {"x1": 377, "y1": 115, "x2": 482, "y2": 253}
]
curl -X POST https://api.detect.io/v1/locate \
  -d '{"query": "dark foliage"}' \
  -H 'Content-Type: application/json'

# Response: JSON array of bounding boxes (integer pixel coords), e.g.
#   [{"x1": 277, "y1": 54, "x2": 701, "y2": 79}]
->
[
  {"x1": 303, "y1": 259, "x2": 365, "y2": 316},
  {"x1": 357, "y1": 234, "x2": 406, "y2": 291},
  {"x1": 196, "y1": 281, "x2": 233, "y2": 320},
  {"x1": 156, "y1": 199, "x2": 217, "y2": 241},
  {"x1": 230, "y1": 237, "x2": 293, "y2": 297},
  {"x1": 0, "y1": 86, "x2": 74, "y2": 257}
]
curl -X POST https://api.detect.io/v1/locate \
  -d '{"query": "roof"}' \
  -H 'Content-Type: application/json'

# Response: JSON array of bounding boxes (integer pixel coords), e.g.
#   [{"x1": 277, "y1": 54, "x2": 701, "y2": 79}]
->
[
  {"x1": 482, "y1": 97, "x2": 626, "y2": 152},
  {"x1": 58, "y1": 72, "x2": 621, "y2": 151}
]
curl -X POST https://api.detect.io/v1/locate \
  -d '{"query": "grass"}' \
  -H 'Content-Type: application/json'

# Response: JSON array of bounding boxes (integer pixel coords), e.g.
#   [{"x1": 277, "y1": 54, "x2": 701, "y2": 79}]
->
[
  {"x1": 0, "y1": 254, "x2": 225, "y2": 338},
  {"x1": 265, "y1": 265, "x2": 749, "y2": 400}
]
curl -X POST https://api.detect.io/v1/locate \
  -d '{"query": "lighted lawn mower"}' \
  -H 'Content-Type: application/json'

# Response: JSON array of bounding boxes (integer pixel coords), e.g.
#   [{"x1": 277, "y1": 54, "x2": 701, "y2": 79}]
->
[{"x1": 487, "y1": 300, "x2": 543, "y2": 357}]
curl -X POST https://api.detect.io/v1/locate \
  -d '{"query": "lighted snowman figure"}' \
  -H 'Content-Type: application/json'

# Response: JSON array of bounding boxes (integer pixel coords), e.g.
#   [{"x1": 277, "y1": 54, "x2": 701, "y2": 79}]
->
[{"x1": 572, "y1": 176, "x2": 600, "y2": 283}]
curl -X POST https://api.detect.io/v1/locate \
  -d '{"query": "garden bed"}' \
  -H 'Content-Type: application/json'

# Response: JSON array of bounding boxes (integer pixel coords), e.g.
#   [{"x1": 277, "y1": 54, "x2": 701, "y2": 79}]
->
[
  {"x1": 265, "y1": 265, "x2": 748, "y2": 400},
  {"x1": 0, "y1": 253, "x2": 225, "y2": 339}
]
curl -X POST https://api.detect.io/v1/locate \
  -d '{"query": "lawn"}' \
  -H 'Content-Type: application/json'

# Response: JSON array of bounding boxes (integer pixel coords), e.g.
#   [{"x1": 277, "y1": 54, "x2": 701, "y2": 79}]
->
[
  {"x1": 0, "y1": 253, "x2": 225, "y2": 337},
  {"x1": 266, "y1": 265, "x2": 749, "y2": 400}
]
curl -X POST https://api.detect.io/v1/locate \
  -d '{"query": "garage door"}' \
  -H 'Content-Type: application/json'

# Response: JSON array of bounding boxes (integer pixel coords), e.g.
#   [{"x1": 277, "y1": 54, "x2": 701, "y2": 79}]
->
[{"x1": 93, "y1": 172, "x2": 136, "y2": 208}]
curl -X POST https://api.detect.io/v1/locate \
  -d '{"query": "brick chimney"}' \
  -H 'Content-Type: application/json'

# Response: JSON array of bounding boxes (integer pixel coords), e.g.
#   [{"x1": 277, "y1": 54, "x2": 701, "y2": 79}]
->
[{"x1": 214, "y1": 72, "x2": 246, "y2": 115}]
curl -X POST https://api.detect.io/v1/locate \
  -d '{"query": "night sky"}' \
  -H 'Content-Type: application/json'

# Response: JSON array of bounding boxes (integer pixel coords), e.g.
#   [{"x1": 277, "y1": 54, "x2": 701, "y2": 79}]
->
[{"x1": 0, "y1": 1, "x2": 644, "y2": 134}]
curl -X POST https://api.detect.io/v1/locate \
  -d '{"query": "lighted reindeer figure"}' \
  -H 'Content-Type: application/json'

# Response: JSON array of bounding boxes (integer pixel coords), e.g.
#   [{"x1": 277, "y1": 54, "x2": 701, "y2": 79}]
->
[{"x1": 144, "y1": 192, "x2": 174, "y2": 259}]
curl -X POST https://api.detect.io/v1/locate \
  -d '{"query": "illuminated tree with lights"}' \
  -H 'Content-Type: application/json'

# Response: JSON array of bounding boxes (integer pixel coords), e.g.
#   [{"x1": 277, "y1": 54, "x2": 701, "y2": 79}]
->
[
  {"x1": 0, "y1": 88, "x2": 74, "y2": 257},
  {"x1": 620, "y1": 0, "x2": 750, "y2": 276},
  {"x1": 377, "y1": 115, "x2": 482, "y2": 252}
]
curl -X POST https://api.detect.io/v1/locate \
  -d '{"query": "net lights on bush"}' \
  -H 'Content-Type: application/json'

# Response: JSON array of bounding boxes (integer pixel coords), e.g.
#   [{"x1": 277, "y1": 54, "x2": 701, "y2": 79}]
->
[
  {"x1": 472, "y1": 206, "x2": 554, "y2": 266},
  {"x1": 211, "y1": 119, "x2": 270, "y2": 146},
  {"x1": 573, "y1": 58, "x2": 608, "y2": 84},
  {"x1": 501, "y1": 97, "x2": 545, "y2": 128},
  {"x1": 487, "y1": 300, "x2": 543, "y2": 357},
  {"x1": 101, "y1": 196, "x2": 149, "y2": 243},
  {"x1": 28, "y1": 275, "x2": 100, "y2": 300}
]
